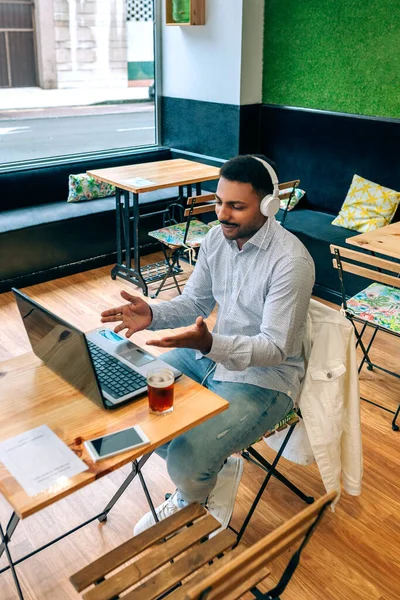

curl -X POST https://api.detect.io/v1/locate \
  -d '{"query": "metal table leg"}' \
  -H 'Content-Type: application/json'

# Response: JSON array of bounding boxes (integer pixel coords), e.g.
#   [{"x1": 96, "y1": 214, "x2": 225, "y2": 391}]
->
[
  {"x1": 111, "y1": 189, "x2": 148, "y2": 295},
  {"x1": 0, "y1": 522, "x2": 24, "y2": 600},
  {"x1": 0, "y1": 451, "x2": 156, "y2": 598},
  {"x1": 0, "y1": 511, "x2": 19, "y2": 560},
  {"x1": 111, "y1": 186, "x2": 186, "y2": 295},
  {"x1": 111, "y1": 188, "x2": 123, "y2": 281},
  {"x1": 111, "y1": 182, "x2": 212, "y2": 295}
]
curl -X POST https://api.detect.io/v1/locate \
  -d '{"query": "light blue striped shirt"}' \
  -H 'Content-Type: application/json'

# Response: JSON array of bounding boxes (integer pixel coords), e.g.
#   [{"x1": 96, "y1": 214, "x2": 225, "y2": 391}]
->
[{"x1": 149, "y1": 217, "x2": 315, "y2": 400}]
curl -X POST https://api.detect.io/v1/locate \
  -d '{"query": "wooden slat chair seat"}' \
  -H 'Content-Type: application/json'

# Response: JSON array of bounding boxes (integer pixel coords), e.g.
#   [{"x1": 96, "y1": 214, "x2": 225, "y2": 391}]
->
[
  {"x1": 331, "y1": 244, "x2": 400, "y2": 431},
  {"x1": 70, "y1": 492, "x2": 336, "y2": 600}
]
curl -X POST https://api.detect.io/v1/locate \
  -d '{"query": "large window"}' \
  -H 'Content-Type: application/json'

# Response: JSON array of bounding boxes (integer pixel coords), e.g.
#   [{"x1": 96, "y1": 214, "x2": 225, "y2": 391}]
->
[{"x1": 0, "y1": 0, "x2": 159, "y2": 167}]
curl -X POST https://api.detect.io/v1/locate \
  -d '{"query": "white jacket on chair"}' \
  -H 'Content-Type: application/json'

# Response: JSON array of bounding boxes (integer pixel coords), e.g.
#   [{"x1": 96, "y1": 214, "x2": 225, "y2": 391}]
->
[{"x1": 266, "y1": 299, "x2": 363, "y2": 504}]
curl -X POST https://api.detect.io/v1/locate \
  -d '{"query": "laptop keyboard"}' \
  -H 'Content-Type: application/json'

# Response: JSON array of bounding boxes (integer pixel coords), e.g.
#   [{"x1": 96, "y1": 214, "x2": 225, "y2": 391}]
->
[{"x1": 87, "y1": 340, "x2": 147, "y2": 400}]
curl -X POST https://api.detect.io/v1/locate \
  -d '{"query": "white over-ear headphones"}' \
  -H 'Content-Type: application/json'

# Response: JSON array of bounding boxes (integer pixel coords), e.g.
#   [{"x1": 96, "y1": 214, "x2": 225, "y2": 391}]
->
[{"x1": 252, "y1": 156, "x2": 280, "y2": 218}]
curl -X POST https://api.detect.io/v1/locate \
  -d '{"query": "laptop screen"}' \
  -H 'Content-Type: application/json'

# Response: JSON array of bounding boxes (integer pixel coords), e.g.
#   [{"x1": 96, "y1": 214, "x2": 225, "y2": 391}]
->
[{"x1": 13, "y1": 289, "x2": 105, "y2": 408}]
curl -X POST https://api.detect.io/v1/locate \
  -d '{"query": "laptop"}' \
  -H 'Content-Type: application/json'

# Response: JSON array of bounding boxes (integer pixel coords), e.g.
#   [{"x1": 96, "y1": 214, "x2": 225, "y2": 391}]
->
[{"x1": 13, "y1": 288, "x2": 181, "y2": 410}]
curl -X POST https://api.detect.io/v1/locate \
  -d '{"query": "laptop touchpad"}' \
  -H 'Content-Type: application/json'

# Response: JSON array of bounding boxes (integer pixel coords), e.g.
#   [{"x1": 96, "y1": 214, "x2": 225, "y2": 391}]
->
[{"x1": 119, "y1": 347, "x2": 155, "y2": 367}]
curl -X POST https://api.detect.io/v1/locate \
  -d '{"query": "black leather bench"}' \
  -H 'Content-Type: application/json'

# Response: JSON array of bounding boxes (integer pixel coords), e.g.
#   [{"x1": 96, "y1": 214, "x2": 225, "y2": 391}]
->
[
  {"x1": 261, "y1": 105, "x2": 400, "y2": 303},
  {"x1": 0, "y1": 149, "x2": 180, "y2": 292}
]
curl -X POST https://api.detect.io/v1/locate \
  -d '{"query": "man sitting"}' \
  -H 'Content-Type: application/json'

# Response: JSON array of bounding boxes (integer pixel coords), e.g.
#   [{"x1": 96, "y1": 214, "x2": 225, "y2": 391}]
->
[{"x1": 101, "y1": 154, "x2": 315, "y2": 534}]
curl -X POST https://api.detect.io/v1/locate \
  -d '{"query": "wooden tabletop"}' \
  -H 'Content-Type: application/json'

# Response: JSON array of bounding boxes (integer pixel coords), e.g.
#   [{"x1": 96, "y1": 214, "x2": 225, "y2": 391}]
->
[
  {"x1": 88, "y1": 159, "x2": 220, "y2": 194},
  {"x1": 0, "y1": 352, "x2": 228, "y2": 519},
  {"x1": 346, "y1": 221, "x2": 400, "y2": 259}
]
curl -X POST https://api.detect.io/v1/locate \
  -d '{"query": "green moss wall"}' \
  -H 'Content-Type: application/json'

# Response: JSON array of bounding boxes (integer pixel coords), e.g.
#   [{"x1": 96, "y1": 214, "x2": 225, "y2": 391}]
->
[{"x1": 263, "y1": 0, "x2": 400, "y2": 118}]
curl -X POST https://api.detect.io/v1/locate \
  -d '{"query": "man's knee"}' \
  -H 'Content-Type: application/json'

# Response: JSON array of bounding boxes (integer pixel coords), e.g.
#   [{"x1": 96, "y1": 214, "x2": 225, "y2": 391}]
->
[{"x1": 166, "y1": 435, "x2": 214, "y2": 484}]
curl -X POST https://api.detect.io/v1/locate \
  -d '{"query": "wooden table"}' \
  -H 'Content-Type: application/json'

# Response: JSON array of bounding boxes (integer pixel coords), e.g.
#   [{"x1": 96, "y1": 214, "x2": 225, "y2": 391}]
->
[
  {"x1": 0, "y1": 351, "x2": 228, "y2": 599},
  {"x1": 88, "y1": 159, "x2": 220, "y2": 296},
  {"x1": 346, "y1": 221, "x2": 400, "y2": 259}
]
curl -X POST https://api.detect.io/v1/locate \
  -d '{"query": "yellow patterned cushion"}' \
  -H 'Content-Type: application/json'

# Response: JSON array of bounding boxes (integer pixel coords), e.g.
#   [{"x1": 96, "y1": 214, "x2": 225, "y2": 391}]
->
[{"x1": 332, "y1": 174, "x2": 400, "y2": 233}]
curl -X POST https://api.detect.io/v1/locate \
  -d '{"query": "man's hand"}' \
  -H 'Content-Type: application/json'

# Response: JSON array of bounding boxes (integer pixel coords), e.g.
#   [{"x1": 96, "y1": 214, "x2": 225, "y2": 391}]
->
[
  {"x1": 100, "y1": 290, "x2": 152, "y2": 338},
  {"x1": 146, "y1": 316, "x2": 213, "y2": 354}
]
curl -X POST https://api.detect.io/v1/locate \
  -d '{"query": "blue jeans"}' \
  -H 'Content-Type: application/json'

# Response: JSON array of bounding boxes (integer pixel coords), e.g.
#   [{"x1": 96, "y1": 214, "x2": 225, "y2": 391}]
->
[{"x1": 157, "y1": 348, "x2": 293, "y2": 506}]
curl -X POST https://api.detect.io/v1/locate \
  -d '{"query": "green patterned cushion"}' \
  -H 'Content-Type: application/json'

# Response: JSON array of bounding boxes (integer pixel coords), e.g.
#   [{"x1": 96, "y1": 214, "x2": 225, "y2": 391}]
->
[
  {"x1": 269, "y1": 409, "x2": 298, "y2": 432},
  {"x1": 279, "y1": 187, "x2": 305, "y2": 211},
  {"x1": 148, "y1": 220, "x2": 211, "y2": 248},
  {"x1": 347, "y1": 282, "x2": 400, "y2": 332},
  {"x1": 67, "y1": 173, "x2": 115, "y2": 202}
]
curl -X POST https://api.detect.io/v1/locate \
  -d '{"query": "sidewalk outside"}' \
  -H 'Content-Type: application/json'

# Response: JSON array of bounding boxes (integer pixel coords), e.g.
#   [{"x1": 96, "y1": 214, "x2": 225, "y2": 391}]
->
[{"x1": 0, "y1": 85, "x2": 151, "y2": 119}]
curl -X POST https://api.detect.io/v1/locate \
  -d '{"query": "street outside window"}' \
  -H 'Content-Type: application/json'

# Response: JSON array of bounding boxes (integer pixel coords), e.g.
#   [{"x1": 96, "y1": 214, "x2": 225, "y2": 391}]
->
[{"x1": 0, "y1": 0, "x2": 158, "y2": 166}]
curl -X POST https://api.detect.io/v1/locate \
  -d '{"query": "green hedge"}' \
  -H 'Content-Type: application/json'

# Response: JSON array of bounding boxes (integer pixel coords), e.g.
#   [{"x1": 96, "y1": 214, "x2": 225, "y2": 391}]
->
[{"x1": 263, "y1": 0, "x2": 400, "y2": 118}]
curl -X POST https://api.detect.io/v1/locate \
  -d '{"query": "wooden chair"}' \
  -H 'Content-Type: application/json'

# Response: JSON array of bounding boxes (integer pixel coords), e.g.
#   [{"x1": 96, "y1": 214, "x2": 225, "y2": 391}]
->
[
  {"x1": 147, "y1": 193, "x2": 217, "y2": 297},
  {"x1": 70, "y1": 491, "x2": 336, "y2": 600},
  {"x1": 277, "y1": 179, "x2": 301, "y2": 228},
  {"x1": 331, "y1": 244, "x2": 400, "y2": 430}
]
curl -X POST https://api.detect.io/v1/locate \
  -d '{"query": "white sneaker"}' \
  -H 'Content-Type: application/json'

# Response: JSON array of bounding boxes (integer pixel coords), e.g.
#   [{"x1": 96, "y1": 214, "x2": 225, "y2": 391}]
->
[
  {"x1": 133, "y1": 456, "x2": 243, "y2": 537},
  {"x1": 206, "y1": 456, "x2": 243, "y2": 535},
  {"x1": 133, "y1": 489, "x2": 181, "y2": 536}
]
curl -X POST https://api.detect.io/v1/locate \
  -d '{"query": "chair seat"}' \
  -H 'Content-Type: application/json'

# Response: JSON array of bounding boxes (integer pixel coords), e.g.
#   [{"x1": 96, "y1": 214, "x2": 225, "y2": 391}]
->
[
  {"x1": 263, "y1": 409, "x2": 299, "y2": 438},
  {"x1": 70, "y1": 503, "x2": 242, "y2": 600},
  {"x1": 346, "y1": 282, "x2": 400, "y2": 333},
  {"x1": 243, "y1": 409, "x2": 298, "y2": 448},
  {"x1": 148, "y1": 219, "x2": 211, "y2": 248}
]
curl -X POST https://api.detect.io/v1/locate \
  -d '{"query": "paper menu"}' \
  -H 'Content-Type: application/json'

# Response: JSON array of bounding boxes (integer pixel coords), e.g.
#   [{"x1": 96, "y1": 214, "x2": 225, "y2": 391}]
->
[
  {"x1": 0, "y1": 425, "x2": 88, "y2": 496},
  {"x1": 123, "y1": 177, "x2": 155, "y2": 187}
]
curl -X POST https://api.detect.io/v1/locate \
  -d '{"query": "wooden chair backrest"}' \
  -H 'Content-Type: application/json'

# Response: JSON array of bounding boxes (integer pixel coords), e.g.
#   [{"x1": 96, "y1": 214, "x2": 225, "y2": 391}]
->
[
  {"x1": 71, "y1": 492, "x2": 335, "y2": 600},
  {"x1": 331, "y1": 244, "x2": 400, "y2": 288},
  {"x1": 184, "y1": 180, "x2": 301, "y2": 219},
  {"x1": 278, "y1": 179, "x2": 300, "y2": 202},
  {"x1": 184, "y1": 193, "x2": 217, "y2": 217},
  {"x1": 183, "y1": 491, "x2": 336, "y2": 600}
]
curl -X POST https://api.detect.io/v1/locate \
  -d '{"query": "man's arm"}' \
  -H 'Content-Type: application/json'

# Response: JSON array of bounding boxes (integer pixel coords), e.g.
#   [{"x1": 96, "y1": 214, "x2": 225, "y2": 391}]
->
[
  {"x1": 100, "y1": 237, "x2": 216, "y2": 338},
  {"x1": 149, "y1": 239, "x2": 216, "y2": 331},
  {"x1": 147, "y1": 256, "x2": 314, "y2": 364},
  {"x1": 204, "y1": 256, "x2": 314, "y2": 370}
]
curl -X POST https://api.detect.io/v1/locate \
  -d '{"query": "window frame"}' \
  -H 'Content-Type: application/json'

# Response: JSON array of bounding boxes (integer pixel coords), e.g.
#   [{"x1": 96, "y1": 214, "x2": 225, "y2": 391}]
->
[{"x1": 0, "y1": 0, "x2": 162, "y2": 174}]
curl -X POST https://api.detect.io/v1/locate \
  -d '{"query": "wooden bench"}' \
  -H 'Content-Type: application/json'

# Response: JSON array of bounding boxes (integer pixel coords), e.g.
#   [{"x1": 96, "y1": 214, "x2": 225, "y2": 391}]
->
[{"x1": 70, "y1": 491, "x2": 336, "y2": 600}]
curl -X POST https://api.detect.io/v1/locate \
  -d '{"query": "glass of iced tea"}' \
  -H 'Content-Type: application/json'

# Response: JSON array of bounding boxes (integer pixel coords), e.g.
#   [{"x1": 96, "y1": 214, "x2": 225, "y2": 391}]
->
[{"x1": 147, "y1": 368, "x2": 175, "y2": 415}]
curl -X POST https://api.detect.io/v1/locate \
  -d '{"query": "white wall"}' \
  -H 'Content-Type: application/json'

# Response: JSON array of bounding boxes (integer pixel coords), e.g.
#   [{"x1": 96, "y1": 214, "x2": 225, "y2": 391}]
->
[
  {"x1": 161, "y1": 0, "x2": 243, "y2": 105},
  {"x1": 161, "y1": 0, "x2": 264, "y2": 106},
  {"x1": 240, "y1": 0, "x2": 264, "y2": 105}
]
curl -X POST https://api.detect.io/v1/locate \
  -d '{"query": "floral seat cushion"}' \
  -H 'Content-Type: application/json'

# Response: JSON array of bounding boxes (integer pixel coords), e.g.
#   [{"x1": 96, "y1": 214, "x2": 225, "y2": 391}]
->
[
  {"x1": 278, "y1": 187, "x2": 305, "y2": 211},
  {"x1": 148, "y1": 219, "x2": 211, "y2": 248},
  {"x1": 67, "y1": 173, "x2": 115, "y2": 202},
  {"x1": 346, "y1": 282, "x2": 400, "y2": 333}
]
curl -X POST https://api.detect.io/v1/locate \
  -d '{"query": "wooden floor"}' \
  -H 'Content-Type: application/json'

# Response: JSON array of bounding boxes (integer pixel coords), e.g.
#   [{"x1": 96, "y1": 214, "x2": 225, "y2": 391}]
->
[{"x1": 0, "y1": 253, "x2": 399, "y2": 600}]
